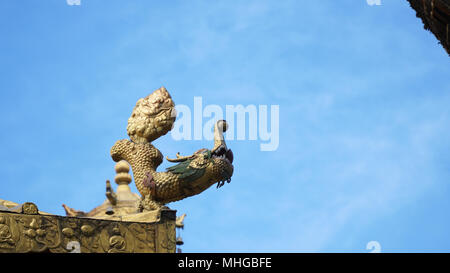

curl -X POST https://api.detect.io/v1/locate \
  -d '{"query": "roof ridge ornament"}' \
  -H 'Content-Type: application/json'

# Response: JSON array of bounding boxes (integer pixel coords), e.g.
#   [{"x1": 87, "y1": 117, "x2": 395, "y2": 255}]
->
[{"x1": 110, "y1": 86, "x2": 235, "y2": 212}]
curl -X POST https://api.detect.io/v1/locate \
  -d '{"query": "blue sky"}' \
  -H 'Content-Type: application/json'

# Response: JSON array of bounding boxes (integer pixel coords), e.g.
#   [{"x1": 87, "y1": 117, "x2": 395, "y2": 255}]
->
[{"x1": 1, "y1": 0, "x2": 449, "y2": 252}]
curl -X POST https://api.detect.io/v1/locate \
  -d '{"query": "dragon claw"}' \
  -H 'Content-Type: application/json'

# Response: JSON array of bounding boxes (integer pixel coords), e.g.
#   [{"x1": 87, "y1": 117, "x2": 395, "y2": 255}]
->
[{"x1": 216, "y1": 177, "x2": 231, "y2": 189}]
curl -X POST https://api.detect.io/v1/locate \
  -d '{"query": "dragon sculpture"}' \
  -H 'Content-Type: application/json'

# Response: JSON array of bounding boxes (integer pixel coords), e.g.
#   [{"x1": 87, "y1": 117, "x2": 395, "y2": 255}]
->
[{"x1": 110, "y1": 87, "x2": 234, "y2": 212}]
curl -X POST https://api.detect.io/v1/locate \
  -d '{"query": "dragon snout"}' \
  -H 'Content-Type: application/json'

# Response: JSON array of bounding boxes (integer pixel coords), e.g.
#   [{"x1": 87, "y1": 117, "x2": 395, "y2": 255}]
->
[
  {"x1": 211, "y1": 146, "x2": 233, "y2": 164},
  {"x1": 211, "y1": 147, "x2": 234, "y2": 189},
  {"x1": 226, "y1": 149, "x2": 233, "y2": 164},
  {"x1": 210, "y1": 120, "x2": 234, "y2": 188},
  {"x1": 217, "y1": 119, "x2": 228, "y2": 133}
]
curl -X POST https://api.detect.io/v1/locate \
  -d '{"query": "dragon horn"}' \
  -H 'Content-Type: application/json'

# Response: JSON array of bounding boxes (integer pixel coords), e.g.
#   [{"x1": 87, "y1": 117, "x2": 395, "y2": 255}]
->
[
  {"x1": 211, "y1": 120, "x2": 228, "y2": 153},
  {"x1": 166, "y1": 152, "x2": 193, "y2": 162}
]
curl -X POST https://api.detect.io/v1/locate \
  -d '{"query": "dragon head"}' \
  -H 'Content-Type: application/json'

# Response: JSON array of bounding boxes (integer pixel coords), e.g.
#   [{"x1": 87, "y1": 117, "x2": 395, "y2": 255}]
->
[
  {"x1": 166, "y1": 120, "x2": 234, "y2": 192},
  {"x1": 127, "y1": 86, "x2": 176, "y2": 144},
  {"x1": 209, "y1": 119, "x2": 234, "y2": 187}
]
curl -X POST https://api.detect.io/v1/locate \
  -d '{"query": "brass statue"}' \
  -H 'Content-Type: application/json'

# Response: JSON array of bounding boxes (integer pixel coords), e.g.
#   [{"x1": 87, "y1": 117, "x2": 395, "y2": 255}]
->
[
  {"x1": 110, "y1": 87, "x2": 234, "y2": 211},
  {"x1": 0, "y1": 86, "x2": 232, "y2": 252}
]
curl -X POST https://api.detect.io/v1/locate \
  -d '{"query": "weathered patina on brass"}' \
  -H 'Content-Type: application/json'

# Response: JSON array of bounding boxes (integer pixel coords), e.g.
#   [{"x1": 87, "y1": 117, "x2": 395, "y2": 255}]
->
[{"x1": 0, "y1": 201, "x2": 176, "y2": 253}]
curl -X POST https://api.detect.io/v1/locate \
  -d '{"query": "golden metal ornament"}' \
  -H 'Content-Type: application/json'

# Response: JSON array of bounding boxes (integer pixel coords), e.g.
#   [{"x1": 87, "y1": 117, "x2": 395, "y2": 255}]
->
[
  {"x1": 0, "y1": 202, "x2": 176, "y2": 253},
  {"x1": 1, "y1": 86, "x2": 233, "y2": 253},
  {"x1": 110, "y1": 86, "x2": 234, "y2": 211}
]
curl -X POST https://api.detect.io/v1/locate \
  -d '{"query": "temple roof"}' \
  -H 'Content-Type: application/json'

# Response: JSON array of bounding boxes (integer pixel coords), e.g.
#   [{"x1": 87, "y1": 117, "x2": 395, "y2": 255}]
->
[
  {"x1": 407, "y1": 0, "x2": 450, "y2": 55},
  {"x1": 62, "y1": 160, "x2": 141, "y2": 220}
]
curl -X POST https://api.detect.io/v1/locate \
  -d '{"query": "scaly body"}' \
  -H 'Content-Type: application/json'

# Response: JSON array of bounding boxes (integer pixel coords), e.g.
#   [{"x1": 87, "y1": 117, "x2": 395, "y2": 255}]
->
[{"x1": 110, "y1": 87, "x2": 234, "y2": 211}]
